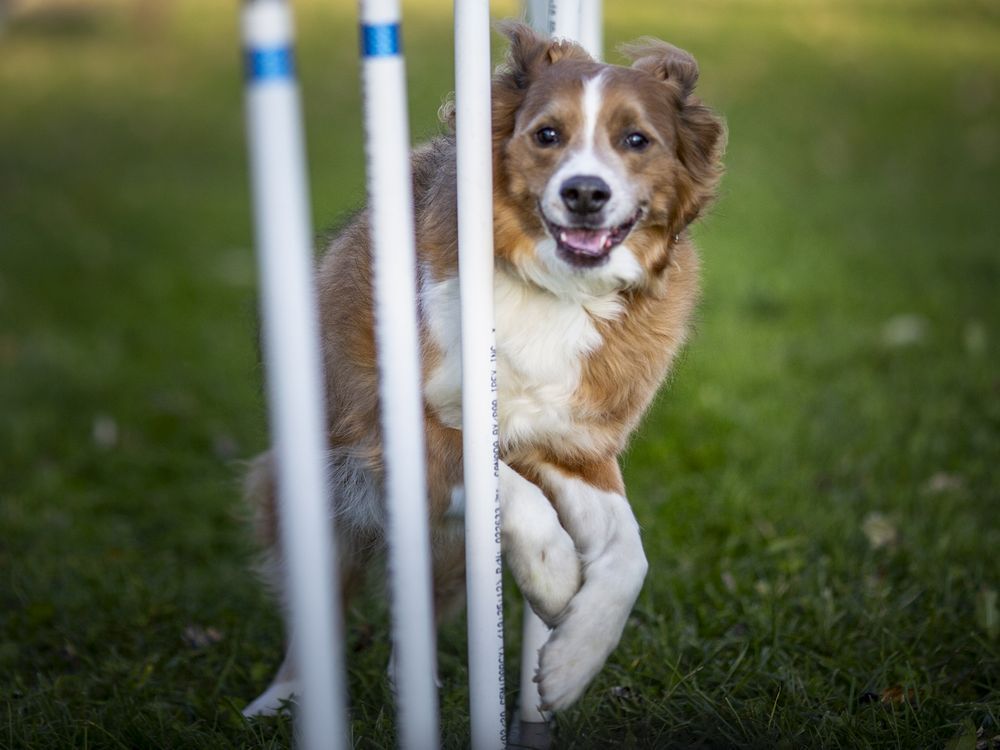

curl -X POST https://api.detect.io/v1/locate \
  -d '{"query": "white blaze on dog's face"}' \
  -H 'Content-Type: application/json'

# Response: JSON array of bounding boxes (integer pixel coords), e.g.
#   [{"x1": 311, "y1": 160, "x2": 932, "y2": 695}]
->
[
  {"x1": 527, "y1": 72, "x2": 642, "y2": 276},
  {"x1": 492, "y1": 27, "x2": 724, "y2": 298},
  {"x1": 503, "y1": 67, "x2": 647, "y2": 296}
]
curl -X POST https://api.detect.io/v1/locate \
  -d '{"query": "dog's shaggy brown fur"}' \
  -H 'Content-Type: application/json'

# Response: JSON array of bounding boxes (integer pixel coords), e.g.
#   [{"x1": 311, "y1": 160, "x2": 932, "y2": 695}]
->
[{"x1": 244, "y1": 21, "x2": 724, "y2": 716}]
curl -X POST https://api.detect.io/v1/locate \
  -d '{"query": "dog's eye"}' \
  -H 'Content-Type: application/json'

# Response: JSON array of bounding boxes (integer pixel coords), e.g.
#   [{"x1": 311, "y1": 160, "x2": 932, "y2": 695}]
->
[
  {"x1": 535, "y1": 127, "x2": 560, "y2": 147},
  {"x1": 624, "y1": 132, "x2": 650, "y2": 151}
]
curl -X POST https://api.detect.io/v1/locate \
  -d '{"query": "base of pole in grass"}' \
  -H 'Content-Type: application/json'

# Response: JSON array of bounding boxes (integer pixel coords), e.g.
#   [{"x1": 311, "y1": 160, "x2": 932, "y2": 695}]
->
[{"x1": 507, "y1": 711, "x2": 553, "y2": 750}]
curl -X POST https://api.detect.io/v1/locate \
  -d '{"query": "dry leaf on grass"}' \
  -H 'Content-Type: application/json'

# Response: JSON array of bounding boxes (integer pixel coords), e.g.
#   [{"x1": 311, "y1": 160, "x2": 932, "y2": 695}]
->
[
  {"x1": 879, "y1": 685, "x2": 919, "y2": 705},
  {"x1": 182, "y1": 624, "x2": 224, "y2": 649},
  {"x1": 881, "y1": 314, "x2": 927, "y2": 347},
  {"x1": 862, "y1": 512, "x2": 898, "y2": 550},
  {"x1": 924, "y1": 472, "x2": 965, "y2": 494}
]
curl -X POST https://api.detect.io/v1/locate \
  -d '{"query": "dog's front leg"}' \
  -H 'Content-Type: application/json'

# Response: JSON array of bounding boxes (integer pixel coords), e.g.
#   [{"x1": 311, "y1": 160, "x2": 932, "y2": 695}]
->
[
  {"x1": 499, "y1": 461, "x2": 582, "y2": 625},
  {"x1": 529, "y1": 461, "x2": 649, "y2": 712}
]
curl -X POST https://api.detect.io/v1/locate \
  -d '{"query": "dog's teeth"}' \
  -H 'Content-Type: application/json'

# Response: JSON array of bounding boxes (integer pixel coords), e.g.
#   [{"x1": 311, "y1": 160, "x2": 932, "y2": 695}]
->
[{"x1": 559, "y1": 231, "x2": 568, "y2": 243}]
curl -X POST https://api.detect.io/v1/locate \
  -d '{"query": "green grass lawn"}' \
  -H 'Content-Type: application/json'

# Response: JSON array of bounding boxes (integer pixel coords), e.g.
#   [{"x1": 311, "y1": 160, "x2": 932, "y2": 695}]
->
[{"x1": 2, "y1": 0, "x2": 998, "y2": 747}]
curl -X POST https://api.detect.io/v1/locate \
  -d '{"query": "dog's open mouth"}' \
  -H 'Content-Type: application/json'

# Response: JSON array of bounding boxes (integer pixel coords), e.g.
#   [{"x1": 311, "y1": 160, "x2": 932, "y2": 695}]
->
[{"x1": 543, "y1": 208, "x2": 642, "y2": 267}]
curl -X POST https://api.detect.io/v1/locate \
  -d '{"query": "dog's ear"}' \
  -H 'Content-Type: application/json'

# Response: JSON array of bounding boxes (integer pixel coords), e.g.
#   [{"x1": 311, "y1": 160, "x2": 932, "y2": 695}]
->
[
  {"x1": 496, "y1": 21, "x2": 549, "y2": 89},
  {"x1": 620, "y1": 38, "x2": 699, "y2": 98},
  {"x1": 619, "y1": 40, "x2": 723, "y2": 165},
  {"x1": 492, "y1": 22, "x2": 588, "y2": 157},
  {"x1": 622, "y1": 39, "x2": 726, "y2": 237},
  {"x1": 495, "y1": 20, "x2": 592, "y2": 89}
]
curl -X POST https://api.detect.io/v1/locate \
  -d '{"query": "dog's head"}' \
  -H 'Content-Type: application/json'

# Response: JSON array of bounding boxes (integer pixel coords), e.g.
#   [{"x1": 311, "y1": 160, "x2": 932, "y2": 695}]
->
[{"x1": 491, "y1": 22, "x2": 725, "y2": 297}]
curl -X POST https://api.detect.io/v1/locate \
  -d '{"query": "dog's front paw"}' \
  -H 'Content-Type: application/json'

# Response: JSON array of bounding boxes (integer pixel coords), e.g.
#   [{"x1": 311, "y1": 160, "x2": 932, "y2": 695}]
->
[
  {"x1": 505, "y1": 520, "x2": 581, "y2": 625},
  {"x1": 534, "y1": 611, "x2": 614, "y2": 711}
]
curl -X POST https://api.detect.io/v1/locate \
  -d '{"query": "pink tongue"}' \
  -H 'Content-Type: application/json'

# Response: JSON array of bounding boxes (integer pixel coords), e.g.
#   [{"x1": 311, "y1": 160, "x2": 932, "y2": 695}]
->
[{"x1": 560, "y1": 228, "x2": 610, "y2": 255}]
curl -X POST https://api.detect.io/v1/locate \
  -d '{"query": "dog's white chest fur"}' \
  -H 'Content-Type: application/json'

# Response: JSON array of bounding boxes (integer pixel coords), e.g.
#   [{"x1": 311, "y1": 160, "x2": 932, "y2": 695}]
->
[{"x1": 422, "y1": 266, "x2": 619, "y2": 450}]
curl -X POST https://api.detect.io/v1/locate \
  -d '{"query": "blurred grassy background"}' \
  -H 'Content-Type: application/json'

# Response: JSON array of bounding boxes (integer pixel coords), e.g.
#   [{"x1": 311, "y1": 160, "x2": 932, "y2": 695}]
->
[{"x1": 1, "y1": 0, "x2": 998, "y2": 747}]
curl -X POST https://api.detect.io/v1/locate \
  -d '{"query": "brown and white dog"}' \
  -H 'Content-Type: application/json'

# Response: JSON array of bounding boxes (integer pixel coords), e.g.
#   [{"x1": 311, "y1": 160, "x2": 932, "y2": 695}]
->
[{"x1": 243, "y1": 22, "x2": 724, "y2": 717}]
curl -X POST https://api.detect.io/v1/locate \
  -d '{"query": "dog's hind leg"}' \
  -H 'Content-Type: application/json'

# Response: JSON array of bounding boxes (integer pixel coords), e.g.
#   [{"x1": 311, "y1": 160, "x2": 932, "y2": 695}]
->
[
  {"x1": 242, "y1": 535, "x2": 374, "y2": 718},
  {"x1": 241, "y1": 449, "x2": 378, "y2": 717},
  {"x1": 387, "y1": 521, "x2": 464, "y2": 692},
  {"x1": 242, "y1": 636, "x2": 299, "y2": 717}
]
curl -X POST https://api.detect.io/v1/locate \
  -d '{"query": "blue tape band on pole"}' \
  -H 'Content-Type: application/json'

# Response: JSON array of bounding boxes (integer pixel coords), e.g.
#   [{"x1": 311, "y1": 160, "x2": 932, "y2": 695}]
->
[
  {"x1": 246, "y1": 46, "x2": 295, "y2": 82},
  {"x1": 360, "y1": 22, "x2": 401, "y2": 57}
]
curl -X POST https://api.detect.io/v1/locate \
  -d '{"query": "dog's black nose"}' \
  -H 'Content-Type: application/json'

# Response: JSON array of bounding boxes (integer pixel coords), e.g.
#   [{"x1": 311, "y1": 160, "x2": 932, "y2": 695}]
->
[{"x1": 560, "y1": 175, "x2": 611, "y2": 215}]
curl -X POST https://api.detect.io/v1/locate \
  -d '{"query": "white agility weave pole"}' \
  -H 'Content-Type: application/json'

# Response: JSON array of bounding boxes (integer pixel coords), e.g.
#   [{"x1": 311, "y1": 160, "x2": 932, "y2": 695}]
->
[
  {"x1": 454, "y1": 1, "x2": 507, "y2": 748},
  {"x1": 517, "y1": 609, "x2": 550, "y2": 724},
  {"x1": 529, "y1": 0, "x2": 600, "y2": 60},
  {"x1": 548, "y1": 0, "x2": 580, "y2": 43},
  {"x1": 359, "y1": 1, "x2": 441, "y2": 748},
  {"x1": 516, "y1": 0, "x2": 603, "y2": 739},
  {"x1": 240, "y1": 1, "x2": 347, "y2": 749},
  {"x1": 525, "y1": 0, "x2": 547, "y2": 34},
  {"x1": 579, "y1": 0, "x2": 603, "y2": 60}
]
